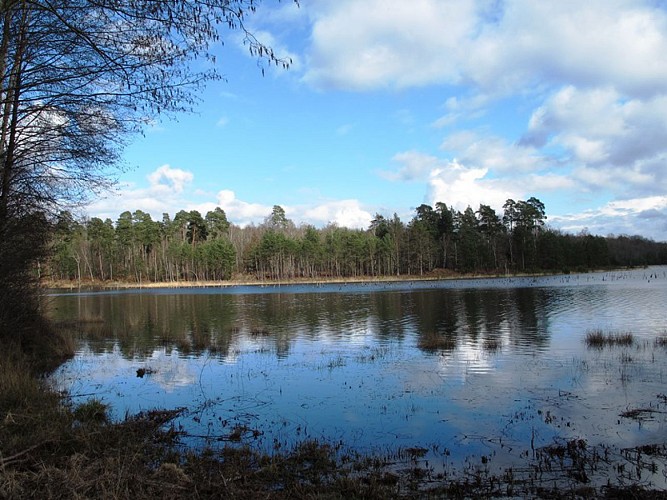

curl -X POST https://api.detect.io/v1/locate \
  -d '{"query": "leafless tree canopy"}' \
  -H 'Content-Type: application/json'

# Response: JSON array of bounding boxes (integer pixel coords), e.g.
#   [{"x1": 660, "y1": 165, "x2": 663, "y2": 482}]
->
[{"x1": 0, "y1": 0, "x2": 290, "y2": 222}]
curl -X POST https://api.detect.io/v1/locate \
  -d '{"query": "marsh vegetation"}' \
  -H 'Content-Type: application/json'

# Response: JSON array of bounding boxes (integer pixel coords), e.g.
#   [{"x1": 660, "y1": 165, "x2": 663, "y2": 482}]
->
[{"x1": 585, "y1": 329, "x2": 635, "y2": 348}]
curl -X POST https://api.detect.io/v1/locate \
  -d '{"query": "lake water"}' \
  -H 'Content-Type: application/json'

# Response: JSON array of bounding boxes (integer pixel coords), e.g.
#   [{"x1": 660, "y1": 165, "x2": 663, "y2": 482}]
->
[{"x1": 47, "y1": 267, "x2": 667, "y2": 486}]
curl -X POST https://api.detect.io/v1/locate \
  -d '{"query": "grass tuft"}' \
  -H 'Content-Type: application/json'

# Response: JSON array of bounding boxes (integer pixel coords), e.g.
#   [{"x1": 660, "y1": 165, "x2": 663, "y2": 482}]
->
[
  {"x1": 654, "y1": 335, "x2": 667, "y2": 347},
  {"x1": 483, "y1": 338, "x2": 502, "y2": 351},
  {"x1": 585, "y1": 329, "x2": 634, "y2": 348},
  {"x1": 72, "y1": 399, "x2": 109, "y2": 425},
  {"x1": 418, "y1": 331, "x2": 457, "y2": 352}
]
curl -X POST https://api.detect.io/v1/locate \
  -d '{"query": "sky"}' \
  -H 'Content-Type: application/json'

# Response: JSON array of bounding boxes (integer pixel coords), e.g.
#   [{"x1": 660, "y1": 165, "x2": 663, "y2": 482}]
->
[{"x1": 87, "y1": 0, "x2": 667, "y2": 241}]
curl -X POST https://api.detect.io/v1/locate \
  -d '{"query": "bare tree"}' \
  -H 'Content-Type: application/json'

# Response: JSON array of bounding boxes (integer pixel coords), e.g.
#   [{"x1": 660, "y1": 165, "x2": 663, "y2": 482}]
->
[
  {"x1": 0, "y1": 0, "x2": 292, "y2": 343},
  {"x1": 0, "y1": 0, "x2": 291, "y2": 222}
]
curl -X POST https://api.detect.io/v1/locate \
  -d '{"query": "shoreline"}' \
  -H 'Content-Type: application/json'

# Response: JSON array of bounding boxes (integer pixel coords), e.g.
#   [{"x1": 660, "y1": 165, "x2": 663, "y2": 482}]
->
[
  {"x1": 41, "y1": 269, "x2": 570, "y2": 291},
  {"x1": 40, "y1": 265, "x2": 645, "y2": 291}
]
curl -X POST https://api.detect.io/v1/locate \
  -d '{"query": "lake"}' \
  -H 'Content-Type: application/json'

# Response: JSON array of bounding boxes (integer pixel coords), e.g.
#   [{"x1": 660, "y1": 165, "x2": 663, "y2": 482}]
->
[{"x1": 47, "y1": 267, "x2": 667, "y2": 487}]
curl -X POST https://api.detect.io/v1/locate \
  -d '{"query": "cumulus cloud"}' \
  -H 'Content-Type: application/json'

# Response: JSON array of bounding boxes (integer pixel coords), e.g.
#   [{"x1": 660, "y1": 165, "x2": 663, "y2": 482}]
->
[
  {"x1": 86, "y1": 164, "x2": 194, "y2": 220},
  {"x1": 240, "y1": 0, "x2": 667, "y2": 240},
  {"x1": 214, "y1": 190, "x2": 272, "y2": 226},
  {"x1": 300, "y1": 0, "x2": 667, "y2": 95},
  {"x1": 234, "y1": 27, "x2": 302, "y2": 74},
  {"x1": 551, "y1": 196, "x2": 667, "y2": 240},
  {"x1": 383, "y1": 148, "x2": 574, "y2": 213},
  {"x1": 433, "y1": 94, "x2": 490, "y2": 127},
  {"x1": 87, "y1": 0, "x2": 667, "y2": 241},
  {"x1": 522, "y1": 86, "x2": 667, "y2": 197},
  {"x1": 86, "y1": 162, "x2": 374, "y2": 230},
  {"x1": 189, "y1": 191, "x2": 372, "y2": 229},
  {"x1": 427, "y1": 158, "x2": 518, "y2": 212},
  {"x1": 299, "y1": 199, "x2": 372, "y2": 229},
  {"x1": 299, "y1": 0, "x2": 667, "y2": 204},
  {"x1": 442, "y1": 131, "x2": 551, "y2": 174},
  {"x1": 465, "y1": 1, "x2": 667, "y2": 96},
  {"x1": 383, "y1": 151, "x2": 516, "y2": 210},
  {"x1": 147, "y1": 164, "x2": 193, "y2": 193},
  {"x1": 302, "y1": 0, "x2": 476, "y2": 90}
]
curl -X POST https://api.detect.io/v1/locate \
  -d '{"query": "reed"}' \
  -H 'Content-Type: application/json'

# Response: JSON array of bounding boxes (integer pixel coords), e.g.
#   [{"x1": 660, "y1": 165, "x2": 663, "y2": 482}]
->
[{"x1": 585, "y1": 329, "x2": 634, "y2": 348}]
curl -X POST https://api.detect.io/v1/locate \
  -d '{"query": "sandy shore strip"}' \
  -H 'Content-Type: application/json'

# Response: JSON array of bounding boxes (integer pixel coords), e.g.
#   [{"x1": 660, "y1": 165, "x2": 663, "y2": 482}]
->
[{"x1": 42, "y1": 270, "x2": 520, "y2": 290}]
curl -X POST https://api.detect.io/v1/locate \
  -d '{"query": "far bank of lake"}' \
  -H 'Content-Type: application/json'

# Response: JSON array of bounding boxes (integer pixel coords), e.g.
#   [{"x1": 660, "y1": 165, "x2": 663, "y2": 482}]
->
[{"x1": 42, "y1": 267, "x2": 617, "y2": 291}]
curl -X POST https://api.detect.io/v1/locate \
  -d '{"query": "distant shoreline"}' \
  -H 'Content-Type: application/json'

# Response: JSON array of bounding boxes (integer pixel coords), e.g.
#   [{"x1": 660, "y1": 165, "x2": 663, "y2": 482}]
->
[
  {"x1": 42, "y1": 274, "x2": 466, "y2": 290},
  {"x1": 41, "y1": 268, "x2": 624, "y2": 291}
]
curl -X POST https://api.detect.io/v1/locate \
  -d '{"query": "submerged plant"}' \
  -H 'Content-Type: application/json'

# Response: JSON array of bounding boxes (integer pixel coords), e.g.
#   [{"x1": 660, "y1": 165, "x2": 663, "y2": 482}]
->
[
  {"x1": 417, "y1": 331, "x2": 457, "y2": 352},
  {"x1": 483, "y1": 338, "x2": 502, "y2": 352},
  {"x1": 654, "y1": 335, "x2": 667, "y2": 347}
]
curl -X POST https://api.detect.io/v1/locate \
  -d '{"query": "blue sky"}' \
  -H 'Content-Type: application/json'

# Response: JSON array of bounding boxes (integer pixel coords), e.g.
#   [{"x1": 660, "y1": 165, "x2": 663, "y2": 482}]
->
[{"x1": 87, "y1": 0, "x2": 667, "y2": 241}]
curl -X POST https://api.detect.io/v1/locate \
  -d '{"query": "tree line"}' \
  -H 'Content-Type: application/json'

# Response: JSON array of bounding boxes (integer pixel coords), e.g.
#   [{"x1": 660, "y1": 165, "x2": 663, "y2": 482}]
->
[{"x1": 45, "y1": 198, "x2": 667, "y2": 284}]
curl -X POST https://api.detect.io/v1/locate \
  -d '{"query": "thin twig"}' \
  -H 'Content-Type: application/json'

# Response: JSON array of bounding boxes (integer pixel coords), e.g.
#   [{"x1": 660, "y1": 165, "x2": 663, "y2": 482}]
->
[{"x1": 0, "y1": 441, "x2": 50, "y2": 467}]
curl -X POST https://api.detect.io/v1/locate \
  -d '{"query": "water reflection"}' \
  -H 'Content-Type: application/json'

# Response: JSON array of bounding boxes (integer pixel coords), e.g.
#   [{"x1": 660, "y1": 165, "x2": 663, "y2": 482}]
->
[
  {"x1": 48, "y1": 268, "x2": 667, "y2": 481},
  {"x1": 49, "y1": 285, "x2": 567, "y2": 361}
]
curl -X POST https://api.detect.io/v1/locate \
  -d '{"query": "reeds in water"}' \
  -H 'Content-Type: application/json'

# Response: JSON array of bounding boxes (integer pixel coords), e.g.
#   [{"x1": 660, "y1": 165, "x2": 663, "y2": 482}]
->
[
  {"x1": 417, "y1": 331, "x2": 457, "y2": 352},
  {"x1": 585, "y1": 329, "x2": 634, "y2": 348}
]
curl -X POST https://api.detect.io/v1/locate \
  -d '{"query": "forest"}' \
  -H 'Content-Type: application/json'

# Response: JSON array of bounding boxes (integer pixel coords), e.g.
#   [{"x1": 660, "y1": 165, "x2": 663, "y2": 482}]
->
[{"x1": 45, "y1": 197, "x2": 667, "y2": 284}]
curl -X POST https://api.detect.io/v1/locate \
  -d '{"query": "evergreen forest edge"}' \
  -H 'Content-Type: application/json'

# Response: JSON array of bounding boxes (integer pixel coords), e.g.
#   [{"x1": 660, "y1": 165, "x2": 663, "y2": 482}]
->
[{"x1": 47, "y1": 197, "x2": 667, "y2": 286}]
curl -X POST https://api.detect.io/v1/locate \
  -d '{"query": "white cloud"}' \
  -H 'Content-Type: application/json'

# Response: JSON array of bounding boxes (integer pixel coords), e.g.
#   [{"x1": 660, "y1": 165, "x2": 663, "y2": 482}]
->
[
  {"x1": 522, "y1": 173, "x2": 577, "y2": 193},
  {"x1": 522, "y1": 86, "x2": 667, "y2": 196},
  {"x1": 245, "y1": 0, "x2": 667, "y2": 241},
  {"x1": 302, "y1": 0, "x2": 477, "y2": 90},
  {"x1": 300, "y1": 199, "x2": 372, "y2": 229},
  {"x1": 433, "y1": 94, "x2": 490, "y2": 127},
  {"x1": 215, "y1": 190, "x2": 272, "y2": 227},
  {"x1": 384, "y1": 151, "x2": 519, "y2": 211},
  {"x1": 428, "y1": 159, "x2": 518, "y2": 211},
  {"x1": 551, "y1": 196, "x2": 667, "y2": 240},
  {"x1": 147, "y1": 164, "x2": 193, "y2": 193},
  {"x1": 384, "y1": 148, "x2": 574, "y2": 213},
  {"x1": 462, "y1": 1, "x2": 667, "y2": 96},
  {"x1": 441, "y1": 131, "x2": 550, "y2": 173},
  {"x1": 380, "y1": 150, "x2": 442, "y2": 182},
  {"x1": 234, "y1": 27, "x2": 302, "y2": 73},
  {"x1": 87, "y1": 166, "x2": 373, "y2": 229},
  {"x1": 300, "y1": 0, "x2": 667, "y2": 95},
  {"x1": 244, "y1": 0, "x2": 667, "y2": 241},
  {"x1": 86, "y1": 165, "x2": 194, "y2": 221},
  {"x1": 209, "y1": 192, "x2": 372, "y2": 229}
]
